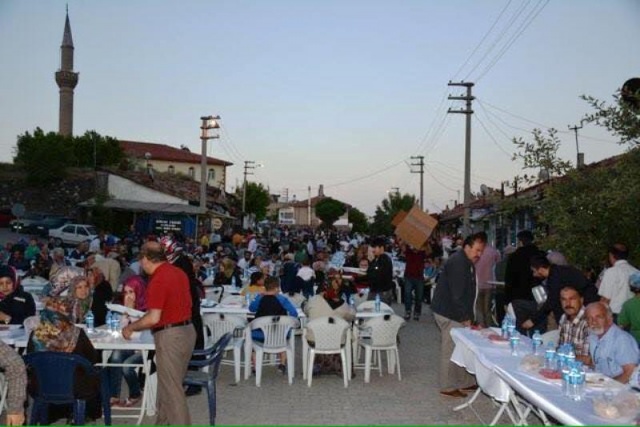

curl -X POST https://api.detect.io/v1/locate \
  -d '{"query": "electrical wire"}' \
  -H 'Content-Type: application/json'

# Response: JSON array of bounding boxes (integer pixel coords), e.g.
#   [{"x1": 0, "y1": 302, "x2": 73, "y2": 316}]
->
[{"x1": 475, "y1": 113, "x2": 514, "y2": 158}]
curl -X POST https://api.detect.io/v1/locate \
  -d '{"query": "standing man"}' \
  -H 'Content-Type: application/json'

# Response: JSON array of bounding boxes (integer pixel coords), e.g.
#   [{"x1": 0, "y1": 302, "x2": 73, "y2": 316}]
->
[
  {"x1": 598, "y1": 243, "x2": 639, "y2": 321},
  {"x1": 474, "y1": 232, "x2": 500, "y2": 327},
  {"x1": 431, "y1": 232, "x2": 486, "y2": 398},
  {"x1": 367, "y1": 237, "x2": 394, "y2": 306},
  {"x1": 504, "y1": 230, "x2": 545, "y2": 305},
  {"x1": 122, "y1": 241, "x2": 196, "y2": 425},
  {"x1": 401, "y1": 242, "x2": 427, "y2": 321}
]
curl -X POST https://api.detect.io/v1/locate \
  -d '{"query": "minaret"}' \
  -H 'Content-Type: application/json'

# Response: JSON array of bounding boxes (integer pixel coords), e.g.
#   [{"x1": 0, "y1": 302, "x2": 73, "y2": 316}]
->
[{"x1": 55, "y1": 9, "x2": 79, "y2": 137}]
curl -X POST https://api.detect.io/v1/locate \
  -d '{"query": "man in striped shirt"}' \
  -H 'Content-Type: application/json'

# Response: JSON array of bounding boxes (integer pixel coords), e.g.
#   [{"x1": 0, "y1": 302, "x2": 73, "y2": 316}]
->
[{"x1": 558, "y1": 285, "x2": 590, "y2": 362}]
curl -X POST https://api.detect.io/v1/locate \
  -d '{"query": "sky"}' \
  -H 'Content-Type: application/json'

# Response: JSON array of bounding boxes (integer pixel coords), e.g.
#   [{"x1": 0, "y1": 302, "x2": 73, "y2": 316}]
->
[{"x1": 0, "y1": 0, "x2": 638, "y2": 216}]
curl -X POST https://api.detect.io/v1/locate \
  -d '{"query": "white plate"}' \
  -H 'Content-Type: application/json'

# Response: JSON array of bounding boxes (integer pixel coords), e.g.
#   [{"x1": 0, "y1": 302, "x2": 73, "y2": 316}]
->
[{"x1": 200, "y1": 299, "x2": 217, "y2": 308}]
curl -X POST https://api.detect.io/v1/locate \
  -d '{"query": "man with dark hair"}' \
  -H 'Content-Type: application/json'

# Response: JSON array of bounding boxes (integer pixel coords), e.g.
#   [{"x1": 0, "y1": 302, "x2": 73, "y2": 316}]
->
[
  {"x1": 431, "y1": 232, "x2": 486, "y2": 398},
  {"x1": 599, "y1": 243, "x2": 639, "y2": 320},
  {"x1": 366, "y1": 237, "x2": 394, "y2": 306},
  {"x1": 557, "y1": 285, "x2": 590, "y2": 362},
  {"x1": 122, "y1": 241, "x2": 195, "y2": 425},
  {"x1": 504, "y1": 230, "x2": 545, "y2": 305}
]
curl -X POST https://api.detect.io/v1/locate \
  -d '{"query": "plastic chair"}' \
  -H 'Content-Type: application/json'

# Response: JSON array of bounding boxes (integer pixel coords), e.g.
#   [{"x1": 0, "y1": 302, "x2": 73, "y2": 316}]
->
[
  {"x1": 202, "y1": 313, "x2": 247, "y2": 383},
  {"x1": 357, "y1": 314, "x2": 405, "y2": 383},
  {"x1": 541, "y1": 329, "x2": 559, "y2": 346},
  {"x1": 23, "y1": 351, "x2": 111, "y2": 426},
  {"x1": 302, "y1": 316, "x2": 351, "y2": 387},
  {"x1": 245, "y1": 316, "x2": 299, "y2": 386},
  {"x1": 356, "y1": 300, "x2": 392, "y2": 312},
  {"x1": 183, "y1": 333, "x2": 232, "y2": 426}
]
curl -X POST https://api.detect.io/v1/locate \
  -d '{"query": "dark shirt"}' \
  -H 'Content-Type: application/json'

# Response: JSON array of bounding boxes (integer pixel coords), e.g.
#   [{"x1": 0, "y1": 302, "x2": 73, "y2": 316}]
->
[
  {"x1": 404, "y1": 247, "x2": 427, "y2": 279},
  {"x1": 91, "y1": 280, "x2": 113, "y2": 327},
  {"x1": 504, "y1": 244, "x2": 545, "y2": 303},
  {"x1": 431, "y1": 250, "x2": 477, "y2": 323},
  {"x1": 367, "y1": 253, "x2": 393, "y2": 292},
  {"x1": 0, "y1": 287, "x2": 36, "y2": 325}
]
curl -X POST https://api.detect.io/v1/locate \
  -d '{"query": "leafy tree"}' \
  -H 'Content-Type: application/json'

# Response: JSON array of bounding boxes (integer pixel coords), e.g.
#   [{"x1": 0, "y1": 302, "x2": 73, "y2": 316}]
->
[
  {"x1": 511, "y1": 128, "x2": 573, "y2": 186},
  {"x1": 581, "y1": 89, "x2": 640, "y2": 146},
  {"x1": 13, "y1": 128, "x2": 75, "y2": 185},
  {"x1": 370, "y1": 193, "x2": 417, "y2": 236},
  {"x1": 242, "y1": 181, "x2": 270, "y2": 221},
  {"x1": 72, "y1": 131, "x2": 124, "y2": 168},
  {"x1": 348, "y1": 207, "x2": 369, "y2": 233},
  {"x1": 315, "y1": 197, "x2": 346, "y2": 228}
]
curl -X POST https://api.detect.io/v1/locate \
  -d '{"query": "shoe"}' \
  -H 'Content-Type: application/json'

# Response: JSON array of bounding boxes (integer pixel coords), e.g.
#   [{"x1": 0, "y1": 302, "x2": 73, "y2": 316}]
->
[
  {"x1": 185, "y1": 385, "x2": 202, "y2": 396},
  {"x1": 439, "y1": 389, "x2": 468, "y2": 398},
  {"x1": 404, "y1": 312, "x2": 411, "y2": 321},
  {"x1": 123, "y1": 396, "x2": 142, "y2": 407},
  {"x1": 277, "y1": 364, "x2": 286, "y2": 374},
  {"x1": 413, "y1": 314, "x2": 420, "y2": 321},
  {"x1": 460, "y1": 384, "x2": 479, "y2": 392}
]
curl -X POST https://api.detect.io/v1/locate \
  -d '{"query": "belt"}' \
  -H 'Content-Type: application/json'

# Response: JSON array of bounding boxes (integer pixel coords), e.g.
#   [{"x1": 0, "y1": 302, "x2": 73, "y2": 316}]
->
[{"x1": 151, "y1": 320, "x2": 192, "y2": 334}]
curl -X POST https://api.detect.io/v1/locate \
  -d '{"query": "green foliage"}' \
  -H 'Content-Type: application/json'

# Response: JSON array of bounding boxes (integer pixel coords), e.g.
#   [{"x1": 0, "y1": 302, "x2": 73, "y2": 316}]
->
[
  {"x1": 370, "y1": 193, "x2": 417, "y2": 236},
  {"x1": 511, "y1": 128, "x2": 573, "y2": 186},
  {"x1": 243, "y1": 182, "x2": 271, "y2": 221},
  {"x1": 581, "y1": 91, "x2": 640, "y2": 146},
  {"x1": 315, "y1": 197, "x2": 346, "y2": 227},
  {"x1": 538, "y1": 148, "x2": 640, "y2": 269},
  {"x1": 13, "y1": 128, "x2": 124, "y2": 186},
  {"x1": 14, "y1": 128, "x2": 75, "y2": 185},
  {"x1": 348, "y1": 207, "x2": 369, "y2": 233}
]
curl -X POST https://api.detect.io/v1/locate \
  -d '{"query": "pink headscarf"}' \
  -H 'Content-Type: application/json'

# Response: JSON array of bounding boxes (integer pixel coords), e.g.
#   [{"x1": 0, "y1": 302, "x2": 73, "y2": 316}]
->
[{"x1": 122, "y1": 275, "x2": 147, "y2": 311}]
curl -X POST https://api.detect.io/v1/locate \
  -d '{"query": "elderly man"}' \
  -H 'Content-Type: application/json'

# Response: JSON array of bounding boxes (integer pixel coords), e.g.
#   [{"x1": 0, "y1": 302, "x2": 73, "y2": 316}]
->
[
  {"x1": 585, "y1": 302, "x2": 639, "y2": 384},
  {"x1": 599, "y1": 243, "x2": 639, "y2": 321},
  {"x1": 557, "y1": 285, "x2": 590, "y2": 362}
]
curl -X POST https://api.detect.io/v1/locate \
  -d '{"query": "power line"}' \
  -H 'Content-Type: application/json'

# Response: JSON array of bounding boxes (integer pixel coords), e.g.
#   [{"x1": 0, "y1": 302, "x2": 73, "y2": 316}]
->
[
  {"x1": 424, "y1": 166, "x2": 459, "y2": 193},
  {"x1": 426, "y1": 159, "x2": 502, "y2": 185},
  {"x1": 475, "y1": 113, "x2": 514, "y2": 158}
]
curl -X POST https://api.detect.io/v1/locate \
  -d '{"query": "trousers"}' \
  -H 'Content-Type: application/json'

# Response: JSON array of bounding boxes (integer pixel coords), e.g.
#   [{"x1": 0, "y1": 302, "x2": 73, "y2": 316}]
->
[
  {"x1": 433, "y1": 313, "x2": 475, "y2": 391},
  {"x1": 154, "y1": 324, "x2": 197, "y2": 425},
  {"x1": 403, "y1": 277, "x2": 424, "y2": 316}
]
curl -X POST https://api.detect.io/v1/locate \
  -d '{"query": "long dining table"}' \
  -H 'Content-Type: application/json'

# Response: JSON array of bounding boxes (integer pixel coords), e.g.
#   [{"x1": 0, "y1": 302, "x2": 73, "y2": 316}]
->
[{"x1": 450, "y1": 326, "x2": 636, "y2": 426}]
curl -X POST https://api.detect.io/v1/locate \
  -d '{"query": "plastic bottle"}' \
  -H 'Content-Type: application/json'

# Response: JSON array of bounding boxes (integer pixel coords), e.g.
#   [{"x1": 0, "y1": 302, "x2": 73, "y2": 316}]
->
[
  {"x1": 245, "y1": 292, "x2": 251, "y2": 307},
  {"x1": 374, "y1": 294, "x2": 381, "y2": 312},
  {"x1": 544, "y1": 342, "x2": 556, "y2": 370},
  {"x1": 569, "y1": 362, "x2": 586, "y2": 401},
  {"x1": 509, "y1": 334, "x2": 520, "y2": 356},
  {"x1": 506, "y1": 315, "x2": 516, "y2": 337},
  {"x1": 566, "y1": 347, "x2": 576, "y2": 368},
  {"x1": 85, "y1": 310, "x2": 95, "y2": 333},
  {"x1": 349, "y1": 294, "x2": 355, "y2": 307},
  {"x1": 231, "y1": 275, "x2": 237, "y2": 291},
  {"x1": 105, "y1": 311, "x2": 113, "y2": 332},
  {"x1": 501, "y1": 316, "x2": 509, "y2": 339},
  {"x1": 532, "y1": 330, "x2": 543, "y2": 355}
]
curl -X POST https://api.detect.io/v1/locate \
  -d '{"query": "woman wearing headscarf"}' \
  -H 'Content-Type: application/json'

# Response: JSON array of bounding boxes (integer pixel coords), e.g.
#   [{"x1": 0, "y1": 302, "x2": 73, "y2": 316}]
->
[
  {"x1": 26, "y1": 297, "x2": 101, "y2": 422},
  {"x1": 68, "y1": 275, "x2": 92, "y2": 324},
  {"x1": 107, "y1": 275, "x2": 147, "y2": 407},
  {"x1": 0, "y1": 265, "x2": 36, "y2": 325},
  {"x1": 45, "y1": 266, "x2": 85, "y2": 297}
]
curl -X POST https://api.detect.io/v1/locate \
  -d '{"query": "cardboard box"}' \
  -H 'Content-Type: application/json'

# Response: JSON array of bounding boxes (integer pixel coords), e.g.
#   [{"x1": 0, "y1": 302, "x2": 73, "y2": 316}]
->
[
  {"x1": 394, "y1": 206, "x2": 438, "y2": 249},
  {"x1": 391, "y1": 210, "x2": 408, "y2": 227}
]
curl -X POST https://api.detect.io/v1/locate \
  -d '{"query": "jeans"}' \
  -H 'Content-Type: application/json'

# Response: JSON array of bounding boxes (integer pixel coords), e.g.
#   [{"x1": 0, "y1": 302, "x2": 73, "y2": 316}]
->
[
  {"x1": 367, "y1": 289, "x2": 394, "y2": 306},
  {"x1": 108, "y1": 350, "x2": 143, "y2": 399},
  {"x1": 403, "y1": 277, "x2": 424, "y2": 316}
]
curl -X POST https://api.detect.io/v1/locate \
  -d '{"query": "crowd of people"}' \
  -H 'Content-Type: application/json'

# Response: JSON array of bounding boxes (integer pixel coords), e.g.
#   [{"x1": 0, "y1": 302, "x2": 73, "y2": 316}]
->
[{"x1": 1, "y1": 223, "x2": 640, "y2": 423}]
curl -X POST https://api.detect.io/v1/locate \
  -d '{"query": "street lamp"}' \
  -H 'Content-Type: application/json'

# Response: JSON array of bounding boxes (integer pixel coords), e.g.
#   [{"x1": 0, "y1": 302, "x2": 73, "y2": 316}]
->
[{"x1": 199, "y1": 115, "x2": 220, "y2": 210}]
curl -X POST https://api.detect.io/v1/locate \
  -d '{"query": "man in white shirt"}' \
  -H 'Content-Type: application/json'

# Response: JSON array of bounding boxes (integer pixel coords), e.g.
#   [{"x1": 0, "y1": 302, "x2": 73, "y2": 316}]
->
[{"x1": 598, "y1": 243, "x2": 639, "y2": 320}]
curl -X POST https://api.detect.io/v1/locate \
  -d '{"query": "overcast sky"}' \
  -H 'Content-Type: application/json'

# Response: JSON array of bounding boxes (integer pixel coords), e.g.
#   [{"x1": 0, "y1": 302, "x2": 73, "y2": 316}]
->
[{"x1": 0, "y1": 0, "x2": 638, "y2": 215}]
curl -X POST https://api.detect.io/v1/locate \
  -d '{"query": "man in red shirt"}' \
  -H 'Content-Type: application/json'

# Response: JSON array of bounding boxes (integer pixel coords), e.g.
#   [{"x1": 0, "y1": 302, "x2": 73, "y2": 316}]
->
[
  {"x1": 401, "y1": 242, "x2": 428, "y2": 321},
  {"x1": 123, "y1": 241, "x2": 195, "y2": 425}
]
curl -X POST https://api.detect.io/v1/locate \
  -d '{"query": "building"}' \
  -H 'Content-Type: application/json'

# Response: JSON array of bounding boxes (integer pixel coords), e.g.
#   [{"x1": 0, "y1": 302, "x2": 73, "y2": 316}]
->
[
  {"x1": 55, "y1": 10, "x2": 78, "y2": 137},
  {"x1": 277, "y1": 185, "x2": 351, "y2": 228},
  {"x1": 119, "y1": 140, "x2": 232, "y2": 190}
]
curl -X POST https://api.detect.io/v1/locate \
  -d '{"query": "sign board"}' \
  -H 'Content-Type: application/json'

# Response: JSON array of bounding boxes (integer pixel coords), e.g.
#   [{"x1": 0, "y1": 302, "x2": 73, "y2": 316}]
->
[
  {"x1": 394, "y1": 206, "x2": 438, "y2": 250},
  {"x1": 391, "y1": 210, "x2": 408, "y2": 227},
  {"x1": 153, "y1": 218, "x2": 183, "y2": 235},
  {"x1": 212, "y1": 218, "x2": 223, "y2": 230}
]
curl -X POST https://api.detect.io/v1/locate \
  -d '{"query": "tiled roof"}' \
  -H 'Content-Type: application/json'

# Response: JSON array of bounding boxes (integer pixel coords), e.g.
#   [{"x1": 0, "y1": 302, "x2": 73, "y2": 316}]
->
[{"x1": 119, "y1": 140, "x2": 233, "y2": 166}]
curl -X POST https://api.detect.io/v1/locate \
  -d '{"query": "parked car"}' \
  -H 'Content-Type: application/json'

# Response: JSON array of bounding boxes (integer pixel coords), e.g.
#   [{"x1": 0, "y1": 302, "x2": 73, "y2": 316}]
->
[
  {"x1": 49, "y1": 223, "x2": 98, "y2": 246},
  {"x1": 10, "y1": 212, "x2": 47, "y2": 233},
  {"x1": 0, "y1": 208, "x2": 15, "y2": 228},
  {"x1": 24, "y1": 216, "x2": 73, "y2": 237}
]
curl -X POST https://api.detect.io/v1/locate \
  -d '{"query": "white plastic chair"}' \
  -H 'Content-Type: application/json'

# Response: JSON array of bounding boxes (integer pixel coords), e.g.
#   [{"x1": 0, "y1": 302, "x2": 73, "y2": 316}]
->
[
  {"x1": 204, "y1": 287, "x2": 223, "y2": 303},
  {"x1": 357, "y1": 314, "x2": 405, "y2": 383},
  {"x1": 356, "y1": 300, "x2": 392, "y2": 312},
  {"x1": 302, "y1": 316, "x2": 351, "y2": 387},
  {"x1": 245, "y1": 315, "x2": 299, "y2": 386},
  {"x1": 351, "y1": 292, "x2": 368, "y2": 308},
  {"x1": 541, "y1": 329, "x2": 559, "y2": 346},
  {"x1": 202, "y1": 313, "x2": 247, "y2": 383}
]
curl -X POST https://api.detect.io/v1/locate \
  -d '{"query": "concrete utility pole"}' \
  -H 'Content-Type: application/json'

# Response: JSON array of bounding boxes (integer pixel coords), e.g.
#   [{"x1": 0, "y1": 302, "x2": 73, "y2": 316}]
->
[
  {"x1": 242, "y1": 160, "x2": 256, "y2": 220},
  {"x1": 447, "y1": 81, "x2": 475, "y2": 237},
  {"x1": 200, "y1": 115, "x2": 220, "y2": 210},
  {"x1": 410, "y1": 155, "x2": 425, "y2": 210},
  {"x1": 568, "y1": 123, "x2": 584, "y2": 168},
  {"x1": 307, "y1": 186, "x2": 312, "y2": 226}
]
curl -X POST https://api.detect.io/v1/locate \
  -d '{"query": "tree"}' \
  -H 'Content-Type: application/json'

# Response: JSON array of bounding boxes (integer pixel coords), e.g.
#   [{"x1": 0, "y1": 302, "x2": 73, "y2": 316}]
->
[
  {"x1": 511, "y1": 128, "x2": 573, "y2": 186},
  {"x1": 370, "y1": 193, "x2": 417, "y2": 236},
  {"x1": 72, "y1": 131, "x2": 124, "y2": 168},
  {"x1": 581, "y1": 90, "x2": 640, "y2": 146},
  {"x1": 242, "y1": 182, "x2": 271, "y2": 221},
  {"x1": 315, "y1": 197, "x2": 346, "y2": 228},
  {"x1": 348, "y1": 207, "x2": 369, "y2": 233},
  {"x1": 13, "y1": 128, "x2": 75, "y2": 185}
]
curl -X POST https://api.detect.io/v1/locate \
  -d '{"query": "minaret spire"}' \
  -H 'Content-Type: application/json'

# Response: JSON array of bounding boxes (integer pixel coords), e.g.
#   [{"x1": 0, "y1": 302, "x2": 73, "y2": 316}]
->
[{"x1": 55, "y1": 8, "x2": 79, "y2": 137}]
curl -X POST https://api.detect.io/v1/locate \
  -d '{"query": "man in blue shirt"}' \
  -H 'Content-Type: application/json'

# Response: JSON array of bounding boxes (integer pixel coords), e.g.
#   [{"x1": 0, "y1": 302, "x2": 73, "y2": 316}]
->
[{"x1": 586, "y1": 302, "x2": 639, "y2": 384}]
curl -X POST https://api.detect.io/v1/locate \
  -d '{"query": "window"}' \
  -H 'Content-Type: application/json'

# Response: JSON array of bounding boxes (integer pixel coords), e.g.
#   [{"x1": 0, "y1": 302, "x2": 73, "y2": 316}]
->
[
  {"x1": 62, "y1": 225, "x2": 75, "y2": 234},
  {"x1": 208, "y1": 168, "x2": 216, "y2": 181},
  {"x1": 77, "y1": 227, "x2": 88, "y2": 236},
  {"x1": 168, "y1": 165, "x2": 175, "y2": 174},
  {"x1": 188, "y1": 167, "x2": 195, "y2": 179}
]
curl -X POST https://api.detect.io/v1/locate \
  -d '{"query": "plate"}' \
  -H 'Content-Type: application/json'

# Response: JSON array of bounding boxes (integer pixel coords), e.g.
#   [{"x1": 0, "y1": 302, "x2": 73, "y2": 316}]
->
[
  {"x1": 200, "y1": 299, "x2": 217, "y2": 308},
  {"x1": 86, "y1": 329, "x2": 110, "y2": 339}
]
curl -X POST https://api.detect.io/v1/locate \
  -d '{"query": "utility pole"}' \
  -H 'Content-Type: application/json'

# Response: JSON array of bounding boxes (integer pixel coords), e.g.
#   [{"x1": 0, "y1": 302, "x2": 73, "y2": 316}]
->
[
  {"x1": 199, "y1": 115, "x2": 220, "y2": 210},
  {"x1": 568, "y1": 123, "x2": 584, "y2": 168},
  {"x1": 410, "y1": 155, "x2": 425, "y2": 210},
  {"x1": 281, "y1": 188, "x2": 289, "y2": 203},
  {"x1": 242, "y1": 160, "x2": 256, "y2": 227},
  {"x1": 307, "y1": 186, "x2": 312, "y2": 226},
  {"x1": 447, "y1": 81, "x2": 474, "y2": 236}
]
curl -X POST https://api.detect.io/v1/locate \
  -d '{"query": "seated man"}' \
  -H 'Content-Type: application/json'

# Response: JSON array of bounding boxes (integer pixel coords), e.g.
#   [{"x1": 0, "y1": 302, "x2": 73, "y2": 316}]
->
[
  {"x1": 617, "y1": 272, "x2": 640, "y2": 345},
  {"x1": 585, "y1": 302, "x2": 639, "y2": 384},
  {"x1": 557, "y1": 285, "x2": 589, "y2": 363}
]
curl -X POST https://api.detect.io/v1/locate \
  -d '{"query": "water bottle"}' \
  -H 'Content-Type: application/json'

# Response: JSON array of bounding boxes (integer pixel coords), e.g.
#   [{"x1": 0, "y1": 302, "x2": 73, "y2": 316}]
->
[
  {"x1": 544, "y1": 342, "x2": 556, "y2": 369},
  {"x1": 349, "y1": 294, "x2": 355, "y2": 307},
  {"x1": 566, "y1": 347, "x2": 576, "y2": 368},
  {"x1": 374, "y1": 294, "x2": 381, "y2": 313},
  {"x1": 506, "y1": 316, "x2": 516, "y2": 338},
  {"x1": 105, "y1": 311, "x2": 113, "y2": 332},
  {"x1": 509, "y1": 333, "x2": 520, "y2": 356},
  {"x1": 231, "y1": 275, "x2": 237, "y2": 291},
  {"x1": 501, "y1": 317, "x2": 509, "y2": 339},
  {"x1": 532, "y1": 330, "x2": 543, "y2": 355},
  {"x1": 245, "y1": 292, "x2": 251, "y2": 307},
  {"x1": 556, "y1": 345, "x2": 567, "y2": 371},
  {"x1": 85, "y1": 310, "x2": 95, "y2": 333}
]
